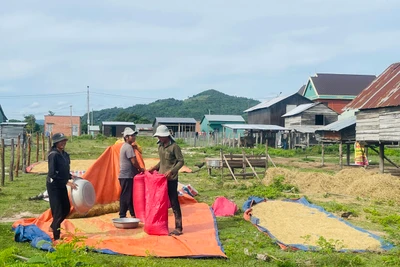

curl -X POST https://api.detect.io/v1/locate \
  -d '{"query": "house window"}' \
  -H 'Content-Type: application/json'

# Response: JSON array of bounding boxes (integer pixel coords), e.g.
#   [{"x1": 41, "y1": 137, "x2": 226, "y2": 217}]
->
[{"x1": 315, "y1": 115, "x2": 324, "y2": 125}]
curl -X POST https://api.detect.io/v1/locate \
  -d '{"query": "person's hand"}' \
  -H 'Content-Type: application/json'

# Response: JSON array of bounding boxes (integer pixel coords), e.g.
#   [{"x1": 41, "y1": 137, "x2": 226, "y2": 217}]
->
[
  {"x1": 68, "y1": 181, "x2": 78, "y2": 190},
  {"x1": 165, "y1": 170, "x2": 172, "y2": 180},
  {"x1": 138, "y1": 167, "x2": 145, "y2": 173},
  {"x1": 147, "y1": 166, "x2": 156, "y2": 172}
]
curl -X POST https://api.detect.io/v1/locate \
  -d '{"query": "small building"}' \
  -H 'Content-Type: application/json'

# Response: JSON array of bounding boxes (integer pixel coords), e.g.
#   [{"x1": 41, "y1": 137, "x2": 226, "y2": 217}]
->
[
  {"x1": 0, "y1": 105, "x2": 8, "y2": 123},
  {"x1": 200, "y1": 115, "x2": 245, "y2": 135},
  {"x1": 88, "y1": 125, "x2": 100, "y2": 137},
  {"x1": 222, "y1": 124, "x2": 288, "y2": 147},
  {"x1": 282, "y1": 102, "x2": 338, "y2": 147},
  {"x1": 44, "y1": 115, "x2": 81, "y2": 137},
  {"x1": 315, "y1": 116, "x2": 356, "y2": 144},
  {"x1": 135, "y1": 124, "x2": 153, "y2": 136},
  {"x1": 245, "y1": 92, "x2": 313, "y2": 127},
  {"x1": 0, "y1": 122, "x2": 27, "y2": 146},
  {"x1": 102, "y1": 121, "x2": 136, "y2": 137},
  {"x1": 301, "y1": 73, "x2": 376, "y2": 114},
  {"x1": 152, "y1": 117, "x2": 196, "y2": 137},
  {"x1": 344, "y1": 62, "x2": 400, "y2": 173}
]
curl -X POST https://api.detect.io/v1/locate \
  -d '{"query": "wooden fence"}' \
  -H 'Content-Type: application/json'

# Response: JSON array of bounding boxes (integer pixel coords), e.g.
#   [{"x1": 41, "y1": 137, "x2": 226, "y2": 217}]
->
[{"x1": 0, "y1": 133, "x2": 51, "y2": 186}]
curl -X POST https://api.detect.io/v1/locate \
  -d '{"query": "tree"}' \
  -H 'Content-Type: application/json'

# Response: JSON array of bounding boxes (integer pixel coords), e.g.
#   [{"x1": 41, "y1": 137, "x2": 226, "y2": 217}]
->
[
  {"x1": 48, "y1": 111, "x2": 55, "y2": 116},
  {"x1": 24, "y1": 114, "x2": 40, "y2": 133}
]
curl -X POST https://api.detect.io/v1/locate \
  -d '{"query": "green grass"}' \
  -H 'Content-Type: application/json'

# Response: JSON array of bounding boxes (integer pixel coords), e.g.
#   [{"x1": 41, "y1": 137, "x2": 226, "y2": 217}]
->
[{"x1": 1, "y1": 137, "x2": 400, "y2": 266}]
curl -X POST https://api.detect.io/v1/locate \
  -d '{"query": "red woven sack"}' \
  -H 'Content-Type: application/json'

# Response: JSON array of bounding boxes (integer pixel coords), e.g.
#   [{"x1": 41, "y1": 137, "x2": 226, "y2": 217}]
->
[
  {"x1": 133, "y1": 173, "x2": 146, "y2": 222},
  {"x1": 144, "y1": 171, "x2": 169, "y2": 235}
]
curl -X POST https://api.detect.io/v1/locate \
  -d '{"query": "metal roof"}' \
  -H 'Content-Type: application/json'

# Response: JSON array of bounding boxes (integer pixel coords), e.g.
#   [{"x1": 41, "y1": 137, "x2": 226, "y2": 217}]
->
[
  {"x1": 244, "y1": 92, "x2": 298, "y2": 112},
  {"x1": 282, "y1": 103, "x2": 319, "y2": 117},
  {"x1": 102, "y1": 121, "x2": 135, "y2": 126},
  {"x1": 135, "y1": 124, "x2": 153, "y2": 130},
  {"x1": 88, "y1": 125, "x2": 100, "y2": 131},
  {"x1": 222, "y1": 124, "x2": 288, "y2": 131},
  {"x1": 204, "y1": 115, "x2": 244, "y2": 122},
  {"x1": 316, "y1": 116, "x2": 356, "y2": 132},
  {"x1": 345, "y1": 62, "x2": 400, "y2": 110},
  {"x1": 310, "y1": 73, "x2": 376, "y2": 96},
  {"x1": 0, "y1": 122, "x2": 27, "y2": 126},
  {"x1": 155, "y1": 117, "x2": 196, "y2": 123},
  {"x1": 290, "y1": 125, "x2": 322, "y2": 133}
]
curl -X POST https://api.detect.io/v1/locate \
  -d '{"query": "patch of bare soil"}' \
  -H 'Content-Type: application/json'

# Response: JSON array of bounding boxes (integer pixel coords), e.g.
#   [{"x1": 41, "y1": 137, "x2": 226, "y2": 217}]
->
[{"x1": 0, "y1": 212, "x2": 40, "y2": 223}]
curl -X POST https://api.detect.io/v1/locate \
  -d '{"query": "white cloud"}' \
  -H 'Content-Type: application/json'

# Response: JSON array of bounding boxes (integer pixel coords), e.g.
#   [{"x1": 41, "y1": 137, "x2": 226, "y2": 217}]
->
[{"x1": 29, "y1": 102, "x2": 40, "y2": 108}]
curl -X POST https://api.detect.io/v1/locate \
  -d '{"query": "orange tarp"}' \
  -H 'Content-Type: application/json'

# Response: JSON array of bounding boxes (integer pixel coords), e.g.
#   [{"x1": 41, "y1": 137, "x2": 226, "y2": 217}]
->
[{"x1": 13, "y1": 143, "x2": 225, "y2": 258}]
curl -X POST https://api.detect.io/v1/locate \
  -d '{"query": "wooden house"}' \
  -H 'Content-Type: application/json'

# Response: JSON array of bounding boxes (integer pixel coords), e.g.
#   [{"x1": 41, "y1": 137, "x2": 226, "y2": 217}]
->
[
  {"x1": 244, "y1": 92, "x2": 313, "y2": 127},
  {"x1": 282, "y1": 102, "x2": 338, "y2": 147},
  {"x1": 345, "y1": 62, "x2": 400, "y2": 173},
  {"x1": 102, "y1": 121, "x2": 136, "y2": 137},
  {"x1": 301, "y1": 73, "x2": 376, "y2": 114},
  {"x1": 44, "y1": 115, "x2": 81, "y2": 137},
  {"x1": 152, "y1": 117, "x2": 196, "y2": 137},
  {"x1": 315, "y1": 116, "x2": 356, "y2": 167},
  {"x1": 0, "y1": 105, "x2": 7, "y2": 123}
]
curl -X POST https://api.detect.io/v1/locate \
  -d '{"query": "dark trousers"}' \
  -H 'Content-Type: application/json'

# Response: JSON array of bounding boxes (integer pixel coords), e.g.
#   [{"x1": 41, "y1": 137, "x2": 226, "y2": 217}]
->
[
  {"x1": 168, "y1": 179, "x2": 182, "y2": 231},
  {"x1": 47, "y1": 182, "x2": 70, "y2": 240},
  {"x1": 119, "y1": 178, "x2": 135, "y2": 218}
]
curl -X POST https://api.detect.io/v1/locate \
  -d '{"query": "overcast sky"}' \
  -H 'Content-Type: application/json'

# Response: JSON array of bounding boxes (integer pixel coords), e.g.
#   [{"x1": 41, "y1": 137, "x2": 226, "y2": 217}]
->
[{"x1": 1, "y1": 1, "x2": 399, "y2": 121}]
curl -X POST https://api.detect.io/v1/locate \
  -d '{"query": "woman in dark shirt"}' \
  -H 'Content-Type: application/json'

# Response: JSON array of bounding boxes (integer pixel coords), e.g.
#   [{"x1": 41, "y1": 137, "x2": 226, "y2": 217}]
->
[{"x1": 47, "y1": 133, "x2": 77, "y2": 240}]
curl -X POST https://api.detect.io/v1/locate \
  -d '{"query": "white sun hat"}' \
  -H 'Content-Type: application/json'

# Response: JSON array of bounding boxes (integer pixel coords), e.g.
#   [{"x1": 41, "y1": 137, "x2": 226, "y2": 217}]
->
[
  {"x1": 153, "y1": 125, "x2": 174, "y2": 140},
  {"x1": 122, "y1": 127, "x2": 138, "y2": 137}
]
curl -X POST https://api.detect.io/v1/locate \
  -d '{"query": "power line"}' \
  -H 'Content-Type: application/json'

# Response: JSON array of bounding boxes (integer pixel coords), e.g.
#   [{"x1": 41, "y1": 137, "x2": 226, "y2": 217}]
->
[{"x1": 0, "y1": 92, "x2": 85, "y2": 98}]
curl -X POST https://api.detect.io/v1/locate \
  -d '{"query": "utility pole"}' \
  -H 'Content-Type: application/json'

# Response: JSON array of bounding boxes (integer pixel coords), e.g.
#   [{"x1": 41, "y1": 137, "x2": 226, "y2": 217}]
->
[
  {"x1": 70, "y1": 105, "x2": 73, "y2": 141},
  {"x1": 87, "y1": 85, "x2": 90, "y2": 135}
]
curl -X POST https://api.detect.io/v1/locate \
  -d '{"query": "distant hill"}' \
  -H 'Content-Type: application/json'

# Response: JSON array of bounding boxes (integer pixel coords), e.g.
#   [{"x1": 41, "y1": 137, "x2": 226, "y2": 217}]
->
[{"x1": 83, "y1": 89, "x2": 260, "y2": 124}]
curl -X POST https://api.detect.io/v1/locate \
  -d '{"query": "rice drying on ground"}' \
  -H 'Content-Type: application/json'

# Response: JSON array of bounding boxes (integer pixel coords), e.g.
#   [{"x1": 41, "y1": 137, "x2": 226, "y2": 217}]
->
[
  {"x1": 251, "y1": 200, "x2": 383, "y2": 251},
  {"x1": 263, "y1": 168, "x2": 400, "y2": 203},
  {"x1": 67, "y1": 202, "x2": 120, "y2": 219}
]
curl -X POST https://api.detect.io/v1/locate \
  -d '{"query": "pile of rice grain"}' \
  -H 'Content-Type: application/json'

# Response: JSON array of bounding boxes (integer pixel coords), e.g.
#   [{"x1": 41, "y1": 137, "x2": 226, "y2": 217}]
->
[
  {"x1": 68, "y1": 201, "x2": 120, "y2": 219},
  {"x1": 252, "y1": 201, "x2": 383, "y2": 251},
  {"x1": 263, "y1": 167, "x2": 400, "y2": 203}
]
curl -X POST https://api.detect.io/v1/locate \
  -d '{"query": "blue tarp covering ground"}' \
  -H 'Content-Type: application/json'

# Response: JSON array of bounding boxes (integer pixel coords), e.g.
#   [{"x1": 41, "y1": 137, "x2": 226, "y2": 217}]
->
[{"x1": 243, "y1": 196, "x2": 394, "y2": 252}]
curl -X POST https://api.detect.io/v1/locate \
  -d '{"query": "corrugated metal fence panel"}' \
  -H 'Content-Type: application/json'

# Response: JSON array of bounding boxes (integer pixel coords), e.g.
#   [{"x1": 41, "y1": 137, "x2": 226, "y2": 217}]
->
[{"x1": 0, "y1": 125, "x2": 25, "y2": 146}]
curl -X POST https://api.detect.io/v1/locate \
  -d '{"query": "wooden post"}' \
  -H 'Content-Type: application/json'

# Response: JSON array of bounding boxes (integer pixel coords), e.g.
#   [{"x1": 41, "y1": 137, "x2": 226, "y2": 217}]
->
[
  {"x1": 220, "y1": 149, "x2": 223, "y2": 178},
  {"x1": 339, "y1": 141, "x2": 343, "y2": 169},
  {"x1": 27, "y1": 135, "x2": 31, "y2": 167},
  {"x1": 47, "y1": 135, "x2": 51, "y2": 153},
  {"x1": 10, "y1": 139, "x2": 15, "y2": 181},
  {"x1": 265, "y1": 142, "x2": 269, "y2": 171},
  {"x1": 346, "y1": 143, "x2": 350, "y2": 166},
  {"x1": 15, "y1": 134, "x2": 21, "y2": 177},
  {"x1": 379, "y1": 143, "x2": 384, "y2": 173},
  {"x1": 42, "y1": 133, "x2": 45, "y2": 161},
  {"x1": 22, "y1": 133, "x2": 27, "y2": 173},
  {"x1": 321, "y1": 142, "x2": 325, "y2": 166},
  {"x1": 1, "y1": 139, "x2": 4, "y2": 186},
  {"x1": 242, "y1": 150, "x2": 246, "y2": 176},
  {"x1": 36, "y1": 134, "x2": 39, "y2": 163}
]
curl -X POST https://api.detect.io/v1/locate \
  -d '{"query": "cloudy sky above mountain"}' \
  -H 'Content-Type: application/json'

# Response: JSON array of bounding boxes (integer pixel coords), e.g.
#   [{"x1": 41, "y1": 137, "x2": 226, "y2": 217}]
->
[{"x1": 1, "y1": 0, "x2": 399, "y2": 120}]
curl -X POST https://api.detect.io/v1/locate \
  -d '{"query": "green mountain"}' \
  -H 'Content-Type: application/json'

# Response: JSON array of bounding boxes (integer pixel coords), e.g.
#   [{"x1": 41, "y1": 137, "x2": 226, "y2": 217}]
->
[{"x1": 83, "y1": 89, "x2": 260, "y2": 124}]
